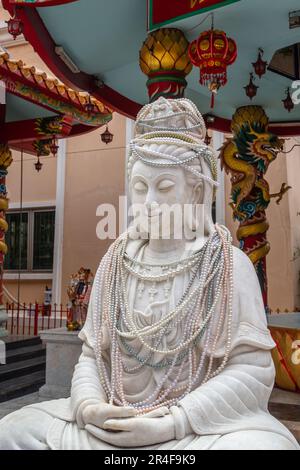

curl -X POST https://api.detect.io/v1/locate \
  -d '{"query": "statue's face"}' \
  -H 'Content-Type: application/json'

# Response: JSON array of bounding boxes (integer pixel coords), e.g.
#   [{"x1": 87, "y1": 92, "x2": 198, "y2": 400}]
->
[{"x1": 130, "y1": 160, "x2": 199, "y2": 239}]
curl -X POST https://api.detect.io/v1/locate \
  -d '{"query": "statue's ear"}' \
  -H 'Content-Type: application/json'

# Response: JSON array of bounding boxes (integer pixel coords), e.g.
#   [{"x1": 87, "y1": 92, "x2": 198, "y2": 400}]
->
[{"x1": 191, "y1": 181, "x2": 204, "y2": 205}]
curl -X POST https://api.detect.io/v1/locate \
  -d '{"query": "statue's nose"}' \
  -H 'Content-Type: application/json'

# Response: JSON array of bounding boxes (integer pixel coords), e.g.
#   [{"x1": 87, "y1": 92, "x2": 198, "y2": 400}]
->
[{"x1": 145, "y1": 201, "x2": 160, "y2": 216}]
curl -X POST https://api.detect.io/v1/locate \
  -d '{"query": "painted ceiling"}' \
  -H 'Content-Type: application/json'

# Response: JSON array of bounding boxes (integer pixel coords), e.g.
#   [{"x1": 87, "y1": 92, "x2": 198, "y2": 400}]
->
[{"x1": 26, "y1": 0, "x2": 300, "y2": 123}]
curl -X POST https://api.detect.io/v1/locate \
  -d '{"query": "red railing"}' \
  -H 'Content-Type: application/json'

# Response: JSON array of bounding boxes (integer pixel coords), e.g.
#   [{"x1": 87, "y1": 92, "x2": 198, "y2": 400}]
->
[{"x1": 5, "y1": 302, "x2": 71, "y2": 336}]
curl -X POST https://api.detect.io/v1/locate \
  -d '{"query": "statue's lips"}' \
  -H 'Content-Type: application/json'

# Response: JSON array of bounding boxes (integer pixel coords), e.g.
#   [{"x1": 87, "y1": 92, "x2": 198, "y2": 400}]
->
[{"x1": 146, "y1": 211, "x2": 162, "y2": 219}]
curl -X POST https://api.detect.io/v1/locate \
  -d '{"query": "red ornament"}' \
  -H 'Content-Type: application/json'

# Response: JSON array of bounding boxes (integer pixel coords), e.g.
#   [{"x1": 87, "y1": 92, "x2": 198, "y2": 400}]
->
[
  {"x1": 282, "y1": 88, "x2": 294, "y2": 113},
  {"x1": 50, "y1": 136, "x2": 59, "y2": 156},
  {"x1": 244, "y1": 73, "x2": 258, "y2": 100},
  {"x1": 101, "y1": 126, "x2": 113, "y2": 145},
  {"x1": 6, "y1": 14, "x2": 23, "y2": 40},
  {"x1": 188, "y1": 29, "x2": 237, "y2": 108},
  {"x1": 34, "y1": 156, "x2": 43, "y2": 173},
  {"x1": 252, "y1": 48, "x2": 268, "y2": 79}
]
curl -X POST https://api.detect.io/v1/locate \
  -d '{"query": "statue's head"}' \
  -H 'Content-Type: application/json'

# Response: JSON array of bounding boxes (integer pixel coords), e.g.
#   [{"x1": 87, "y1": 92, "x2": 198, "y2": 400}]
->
[{"x1": 128, "y1": 98, "x2": 218, "y2": 240}]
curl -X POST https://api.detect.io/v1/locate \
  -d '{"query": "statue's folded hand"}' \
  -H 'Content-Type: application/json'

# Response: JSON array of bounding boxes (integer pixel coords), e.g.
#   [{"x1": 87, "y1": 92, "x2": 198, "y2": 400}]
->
[
  {"x1": 82, "y1": 403, "x2": 137, "y2": 429},
  {"x1": 85, "y1": 413, "x2": 175, "y2": 447}
]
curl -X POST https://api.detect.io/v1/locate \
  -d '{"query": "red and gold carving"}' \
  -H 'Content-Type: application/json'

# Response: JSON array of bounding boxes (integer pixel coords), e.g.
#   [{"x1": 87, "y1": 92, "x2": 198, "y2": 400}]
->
[{"x1": 270, "y1": 326, "x2": 300, "y2": 393}]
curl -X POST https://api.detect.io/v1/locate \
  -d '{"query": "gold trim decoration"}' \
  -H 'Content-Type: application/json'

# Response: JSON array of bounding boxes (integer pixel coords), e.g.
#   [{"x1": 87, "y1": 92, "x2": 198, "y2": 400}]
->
[
  {"x1": 269, "y1": 325, "x2": 300, "y2": 392},
  {"x1": 0, "y1": 143, "x2": 13, "y2": 170}
]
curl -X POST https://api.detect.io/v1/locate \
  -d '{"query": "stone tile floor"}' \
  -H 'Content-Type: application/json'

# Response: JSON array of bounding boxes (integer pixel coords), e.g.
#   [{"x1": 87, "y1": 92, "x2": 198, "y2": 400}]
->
[
  {"x1": 269, "y1": 388, "x2": 300, "y2": 443},
  {"x1": 0, "y1": 393, "x2": 43, "y2": 421},
  {"x1": 0, "y1": 389, "x2": 299, "y2": 444}
]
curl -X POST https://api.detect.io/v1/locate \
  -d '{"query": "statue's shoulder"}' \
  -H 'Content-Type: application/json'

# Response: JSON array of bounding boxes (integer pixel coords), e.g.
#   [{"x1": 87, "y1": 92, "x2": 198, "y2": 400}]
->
[
  {"x1": 232, "y1": 245, "x2": 253, "y2": 268},
  {"x1": 232, "y1": 245, "x2": 260, "y2": 294},
  {"x1": 231, "y1": 245, "x2": 269, "y2": 334}
]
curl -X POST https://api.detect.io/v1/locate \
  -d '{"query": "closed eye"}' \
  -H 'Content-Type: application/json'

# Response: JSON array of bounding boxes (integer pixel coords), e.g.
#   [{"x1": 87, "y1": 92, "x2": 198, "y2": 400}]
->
[
  {"x1": 133, "y1": 181, "x2": 148, "y2": 193},
  {"x1": 157, "y1": 179, "x2": 176, "y2": 191}
]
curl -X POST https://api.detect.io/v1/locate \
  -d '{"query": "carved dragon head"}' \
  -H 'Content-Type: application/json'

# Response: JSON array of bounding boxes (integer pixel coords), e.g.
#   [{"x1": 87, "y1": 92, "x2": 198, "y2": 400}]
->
[{"x1": 231, "y1": 106, "x2": 284, "y2": 173}]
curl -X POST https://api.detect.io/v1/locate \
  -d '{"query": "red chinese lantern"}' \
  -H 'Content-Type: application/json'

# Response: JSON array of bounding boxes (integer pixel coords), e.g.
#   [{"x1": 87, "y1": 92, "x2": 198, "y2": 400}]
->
[
  {"x1": 6, "y1": 12, "x2": 23, "y2": 40},
  {"x1": 50, "y1": 136, "x2": 59, "y2": 156},
  {"x1": 282, "y1": 88, "x2": 294, "y2": 113},
  {"x1": 252, "y1": 48, "x2": 268, "y2": 79},
  {"x1": 188, "y1": 29, "x2": 237, "y2": 108},
  {"x1": 244, "y1": 73, "x2": 258, "y2": 100},
  {"x1": 34, "y1": 156, "x2": 43, "y2": 173},
  {"x1": 101, "y1": 126, "x2": 114, "y2": 145}
]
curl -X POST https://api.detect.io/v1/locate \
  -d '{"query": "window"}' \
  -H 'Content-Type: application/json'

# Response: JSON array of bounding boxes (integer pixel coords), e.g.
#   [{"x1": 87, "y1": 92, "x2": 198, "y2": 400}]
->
[
  {"x1": 4, "y1": 212, "x2": 28, "y2": 270},
  {"x1": 4, "y1": 209, "x2": 55, "y2": 272}
]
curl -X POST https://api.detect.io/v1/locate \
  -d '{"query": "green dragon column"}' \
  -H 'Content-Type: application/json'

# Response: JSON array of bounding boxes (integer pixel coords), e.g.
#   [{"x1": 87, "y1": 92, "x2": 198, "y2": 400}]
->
[{"x1": 220, "y1": 106, "x2": 289, "y2": 310}]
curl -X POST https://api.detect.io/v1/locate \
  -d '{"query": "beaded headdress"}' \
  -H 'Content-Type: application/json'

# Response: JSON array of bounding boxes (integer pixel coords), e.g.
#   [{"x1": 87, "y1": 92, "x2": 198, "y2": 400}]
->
[{"x1": 128, "y1": 97, "x2": 218, "y2": 188}]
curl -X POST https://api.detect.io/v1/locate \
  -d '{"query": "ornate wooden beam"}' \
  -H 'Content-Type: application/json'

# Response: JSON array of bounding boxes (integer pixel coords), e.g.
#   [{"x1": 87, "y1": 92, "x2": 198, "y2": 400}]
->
[{"x1": 0, "y1": 52, "x2": 112, "y2": 127}]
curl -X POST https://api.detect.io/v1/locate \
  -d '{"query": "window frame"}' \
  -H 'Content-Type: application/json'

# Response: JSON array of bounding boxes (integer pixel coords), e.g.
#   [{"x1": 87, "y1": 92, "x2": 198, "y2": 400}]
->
[{"x1": 5, "y1": 206, "x2": 56, "y2": 274}]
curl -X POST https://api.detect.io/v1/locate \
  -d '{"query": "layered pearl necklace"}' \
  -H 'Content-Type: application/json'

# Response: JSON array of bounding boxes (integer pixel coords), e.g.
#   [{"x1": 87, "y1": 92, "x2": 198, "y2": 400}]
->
[{"x1": 93, "y1": 224, "x2": 233, "y2": 414}]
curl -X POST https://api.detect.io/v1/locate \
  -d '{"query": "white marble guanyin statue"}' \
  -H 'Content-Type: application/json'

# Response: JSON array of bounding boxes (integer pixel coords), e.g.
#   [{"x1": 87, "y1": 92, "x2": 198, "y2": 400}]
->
[{"x1": 0, "y1": 98, "x2": 299, "y2": 450}]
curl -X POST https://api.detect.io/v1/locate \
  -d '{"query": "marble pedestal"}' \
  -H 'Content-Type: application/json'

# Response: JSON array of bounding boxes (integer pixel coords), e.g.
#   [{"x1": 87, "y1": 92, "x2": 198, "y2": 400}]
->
[
  {"x1": 0, "y1": 305, "x2": 8, "y2": 338},
  {"x1": 39, "y1": 328, "x2": 82, "y2": 399}
]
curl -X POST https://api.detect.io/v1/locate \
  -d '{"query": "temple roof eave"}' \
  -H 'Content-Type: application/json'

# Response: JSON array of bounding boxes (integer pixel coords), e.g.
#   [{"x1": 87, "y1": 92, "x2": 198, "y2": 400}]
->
[{"x1": 0, "y1": 51, "x2": 113, "y2": 127}]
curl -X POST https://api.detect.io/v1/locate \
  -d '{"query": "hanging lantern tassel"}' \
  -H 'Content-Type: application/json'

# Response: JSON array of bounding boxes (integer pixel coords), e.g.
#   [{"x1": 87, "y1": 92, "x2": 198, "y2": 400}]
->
[
  {"x1": 189, "y1": 29, "x2": 237, "y2": 110},
  {"x1": 209, "y1": 81, "x2": 221, "y2": 109}
]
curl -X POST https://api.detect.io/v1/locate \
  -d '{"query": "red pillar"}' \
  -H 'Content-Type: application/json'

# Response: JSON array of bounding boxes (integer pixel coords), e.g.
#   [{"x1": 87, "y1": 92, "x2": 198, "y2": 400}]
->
[{"x1": 0, "y1": 143, "x2": 13, "y2": 336}]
